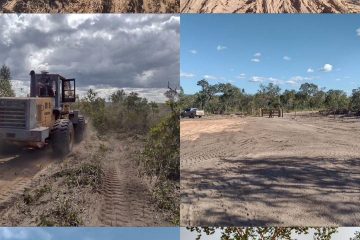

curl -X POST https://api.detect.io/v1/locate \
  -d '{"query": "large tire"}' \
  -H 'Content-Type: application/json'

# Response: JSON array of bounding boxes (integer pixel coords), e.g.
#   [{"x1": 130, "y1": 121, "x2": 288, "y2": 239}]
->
[
  {"x1": 74, "y1": 116, "x2": 85, "y2": 143},
  {"x1": 50, "y1": 119, "x2": 74, "y2": 157}
]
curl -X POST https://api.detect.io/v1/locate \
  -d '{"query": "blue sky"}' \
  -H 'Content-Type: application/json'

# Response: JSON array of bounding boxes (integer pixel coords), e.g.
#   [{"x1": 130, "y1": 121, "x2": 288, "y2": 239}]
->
[
  {"x1": 181, "y1": 15, "x2": 360, "y2": 95},
  {"x1": 0, "y1": 227, "x2": 179, "y2": 240}
]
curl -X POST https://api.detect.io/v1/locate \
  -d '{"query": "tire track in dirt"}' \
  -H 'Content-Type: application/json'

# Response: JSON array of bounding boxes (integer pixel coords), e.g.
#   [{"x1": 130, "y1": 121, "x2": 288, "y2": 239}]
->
[
  {"x1": 99, "y1": 143, "x2": 165, "y2": 226},
  {"x1": 181, "y1": 115, "x2": 360, "y2": 226}
]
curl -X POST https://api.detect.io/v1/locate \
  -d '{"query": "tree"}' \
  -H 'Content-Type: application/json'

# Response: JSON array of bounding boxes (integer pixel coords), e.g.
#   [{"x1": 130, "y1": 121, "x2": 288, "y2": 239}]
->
[
  {"x1": 325, "y1": 89, "x2": 349, "y2": 117},
  {"x1": 217, "y1": 83, "x2": 242, "y2": 113},
  {"x1": 0, "y1": 64, "x2": 15, "y2": 97},
  {"x1": 149, "y1": 101, "x2": 159, "y2": 116},
  {"x1": 311, "y1": 89, "x2": 326, "y2": 109},
  {"x1": 196, "y1": 79, "x2": 218, "y2": 110},
  {"x1": 350, "y1": 88, "x2": 360, "y2": 113},
  {"x1": 298, "y1": 83, "x2": 319, "y2": 109},
  {"x1": 110, "y1": 89, "x2": 126, "y2": 103},
  {"x1": 256, "y1": 83, "x2": 281, "y2": 109},
  {"x1": 80, "y1": 89, "x2": 106, "y2": 132},
  {"x1": 280, "y1": 90, "x2": 296, "y2": 111},
  {"x1": 187, "y1": 227, "x2": 339, "y2": 240}
]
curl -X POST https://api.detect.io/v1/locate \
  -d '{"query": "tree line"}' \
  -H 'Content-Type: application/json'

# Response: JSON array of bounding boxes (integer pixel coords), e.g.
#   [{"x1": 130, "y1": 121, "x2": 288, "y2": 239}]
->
[{"x1": 180, "y1": 79, "x2": 360, "y2": 116}]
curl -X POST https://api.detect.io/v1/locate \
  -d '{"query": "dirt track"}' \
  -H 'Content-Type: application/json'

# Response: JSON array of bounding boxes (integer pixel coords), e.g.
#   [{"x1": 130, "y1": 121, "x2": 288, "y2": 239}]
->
[
  {"x1": 98, "y1": 137, "x2": 167, "y2": 226},
  {"x1": 1, "y1": 0, "x2": 179, "y2": 13},
  {"x1": 181, "y1": 0, "x2": 360, "y2": 13},
  {"x1": 181, "y1": 114, "x2": 360, "y2": 226},
  {"x1": 0, "y1": 131, "x2": 167, "y2": 226},
  {"x1": 0, "y1": 146, "x2": 54, "y2": 209}
]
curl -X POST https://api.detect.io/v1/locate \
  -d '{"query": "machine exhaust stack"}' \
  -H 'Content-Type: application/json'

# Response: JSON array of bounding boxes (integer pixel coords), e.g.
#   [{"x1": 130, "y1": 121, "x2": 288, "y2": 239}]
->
[{"x1": 30, "y1": 70, "x2": 37, "y2": 97}]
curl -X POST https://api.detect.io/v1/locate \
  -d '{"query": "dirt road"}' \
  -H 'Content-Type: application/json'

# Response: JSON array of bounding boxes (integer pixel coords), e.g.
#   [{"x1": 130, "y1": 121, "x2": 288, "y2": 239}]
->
[
  {"x1": 181, "y1": 0, "x2": 360, "y2": 13},
  {"x1": 1, "y1": 0, "x2": 179, "y2": 13},
  {"x1": 181, "y1": 114, "x2": 360, "y2": 226},
  {"x1": 98, "y1": 137, "x2": 167, "y2": 226},
  {"x1": 0, "y1": 131, "x2": 168, "y2": 226},
  {"x1": 0, "y1": 146, "x2": 54, "y2": 209}
]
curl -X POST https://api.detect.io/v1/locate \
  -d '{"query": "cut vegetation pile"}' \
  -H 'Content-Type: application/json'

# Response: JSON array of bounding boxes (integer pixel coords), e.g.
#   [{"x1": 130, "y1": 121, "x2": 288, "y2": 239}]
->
[{"x1": 1, "y1": 0, "x2": 180, "y2": 12}]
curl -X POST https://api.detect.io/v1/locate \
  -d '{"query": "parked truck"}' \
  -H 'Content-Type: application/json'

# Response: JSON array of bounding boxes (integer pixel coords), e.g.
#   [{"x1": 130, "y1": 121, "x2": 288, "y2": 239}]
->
[
  {"x1": 181, "y1": 108, "x2": 205, "y2": 118},
  {"x1": 0, "y1": 70, "x2": 86, "y2": 156}
]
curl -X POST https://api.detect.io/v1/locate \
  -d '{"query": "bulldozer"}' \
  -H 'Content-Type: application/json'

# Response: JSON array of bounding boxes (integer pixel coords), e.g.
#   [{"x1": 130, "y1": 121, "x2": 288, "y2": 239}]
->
[{"x1": 0, "y1": 70, "x2": 86, "y2": 156}]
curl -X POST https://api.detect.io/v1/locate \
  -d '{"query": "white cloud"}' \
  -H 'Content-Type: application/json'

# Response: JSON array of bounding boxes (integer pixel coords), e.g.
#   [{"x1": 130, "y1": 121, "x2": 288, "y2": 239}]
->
[
  {"x1": 321, "y1": 64, "x2": 333, "y2": 72},
  {"x1": 249, "y1": 76, "x2": 266, "y2": 83},
  {"x1": 203, "y1": 75, "x2": 217, "y2": 80},
  {"x1": 67, "y1": 15, "x2": 98, "y2": 29},
  {"x1": 251, "y1": 58, "x2": 260, "y2": 63},
  {"x1": 180, "y1": 72, "x2": 195, "y2": 78},
  {"x1": 10, "y1": 79, "x2": 30, "y2": 97},
  {"x1": 290, "y1": 76, "x2": 304, "y2": 82},
  {"x1": 307, "y1": 68, "x2": 314, "y2": 73},
  {"x1": 189, "y1": 49, "x2": 197, "y2": 54},
  {"x1": 248, "y1": 74, "x2": 316, "y2": 85},
  {"x1": 216, "y1": 45, "x2": 227, "y2": 51},
  {"x1": 254, "y1": 52, "x2": 261, "y2": 57},
  {"x1": 283, "y1": 56, "x2": 291, "y2": 61},
  {"x1": 286, "y1": 80, "x2": 297, "y2": 85},
  {"x1": 78, "y1": 86, "x2": 169, "y2": 102},
  {"x1": 268, "y1": 77, "x2": 282, "y2": 84},
  {"x1": 357, "y1": 28, "x2": 360, "y2": 36},
  {"x1": 286, "y1": 75, "x2": 315, "y2": 85},
  {"x1": 0, "y1": 14, "x2": 179, "y2": 92},
  {"x1": 236, "y1": 73, "x2": 246, "y2": 79}
]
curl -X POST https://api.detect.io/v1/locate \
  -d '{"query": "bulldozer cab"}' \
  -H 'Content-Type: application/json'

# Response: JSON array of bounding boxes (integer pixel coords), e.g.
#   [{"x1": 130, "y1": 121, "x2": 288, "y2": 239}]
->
[
  {"x1": 30, "y1": 70, "x2": 76, "y2": 109},
  {"x1": 62, "y1": 79, "x2": 76, "y2": 103}
]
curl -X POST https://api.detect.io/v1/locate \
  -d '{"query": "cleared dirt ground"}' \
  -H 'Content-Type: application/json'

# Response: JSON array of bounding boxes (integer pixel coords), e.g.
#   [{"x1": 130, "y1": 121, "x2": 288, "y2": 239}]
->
[
  {"x1": 181, "y1": 113, "x2": 360, "y2": 226},
  {"x1": 0, "y1": 0, "x2": 179, "y2": 13},
  {"x1": 0, "y1": 128, "x2": 168, "y2": 226},
  {"x1": 181, "y1": 0, "x2": 360, "y2": 13}
]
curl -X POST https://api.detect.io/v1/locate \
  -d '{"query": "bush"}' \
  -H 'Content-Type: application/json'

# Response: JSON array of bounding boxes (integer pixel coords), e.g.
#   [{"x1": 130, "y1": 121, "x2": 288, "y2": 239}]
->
[
  {"x1": 140, "y1": 102, "x2": 180, "y2": 181},
  {"x1": 77, "y1": 89, "x2": 161, "y2": 134}
]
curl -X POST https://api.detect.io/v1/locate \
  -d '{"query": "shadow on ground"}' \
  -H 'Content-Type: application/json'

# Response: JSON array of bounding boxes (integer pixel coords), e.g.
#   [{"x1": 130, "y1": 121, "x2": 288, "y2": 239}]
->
[{"x1": 182, "y1": 155, "x2": 360, "y2": 226}]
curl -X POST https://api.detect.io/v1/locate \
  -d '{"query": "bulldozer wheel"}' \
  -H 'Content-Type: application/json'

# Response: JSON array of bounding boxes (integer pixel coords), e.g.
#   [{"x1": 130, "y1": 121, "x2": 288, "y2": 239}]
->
[
  {"x1": 74, "y1": 116, "x2": 86, "y2": 143},
  {"x1": 50, "y1": 119, "x2": 74, "y2": 157}
]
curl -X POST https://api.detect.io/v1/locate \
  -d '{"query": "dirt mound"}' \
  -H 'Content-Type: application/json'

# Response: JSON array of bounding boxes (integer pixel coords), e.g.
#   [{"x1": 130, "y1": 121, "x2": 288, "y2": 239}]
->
[
  {"x1": 181, "y1": 0, "x2": 360, "y2": 13},
  {"x1": 1, "y1": 0, "x2": 179, "y2": 13}
]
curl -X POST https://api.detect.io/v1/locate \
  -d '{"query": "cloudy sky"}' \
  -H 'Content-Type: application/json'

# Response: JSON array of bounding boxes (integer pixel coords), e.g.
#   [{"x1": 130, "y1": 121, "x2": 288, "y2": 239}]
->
[
  {"x1": 0, "y1": 227, "x2": 179, "y2": 240},
  {"x1": 181, "y1": 15, "x2": 360, "y2": 95},
  {"x1": 0, "y1": 14, "x2": 179, "y2": 102},
  {"x1": 181, "y1": 227, "x2": 360, "y2": 240}
]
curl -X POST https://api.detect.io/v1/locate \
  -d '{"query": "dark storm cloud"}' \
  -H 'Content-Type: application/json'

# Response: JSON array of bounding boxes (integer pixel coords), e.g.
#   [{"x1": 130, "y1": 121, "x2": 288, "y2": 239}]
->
[{"x1": 0, "y1": 14, "x2": 179, "y2": 96}]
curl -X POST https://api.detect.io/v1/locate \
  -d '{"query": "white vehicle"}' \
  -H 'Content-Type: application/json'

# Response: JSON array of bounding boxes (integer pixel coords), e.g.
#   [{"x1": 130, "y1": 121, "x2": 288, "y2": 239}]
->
[{"x1": 181, "y1": 108, "x2": 205, "y2": 118}]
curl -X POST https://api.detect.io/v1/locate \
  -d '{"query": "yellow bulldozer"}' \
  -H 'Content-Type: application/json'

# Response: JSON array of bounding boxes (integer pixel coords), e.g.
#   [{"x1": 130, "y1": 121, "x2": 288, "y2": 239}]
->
[{"x1": 0, "y1": 70, "x2": 86, "y2": 156}]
